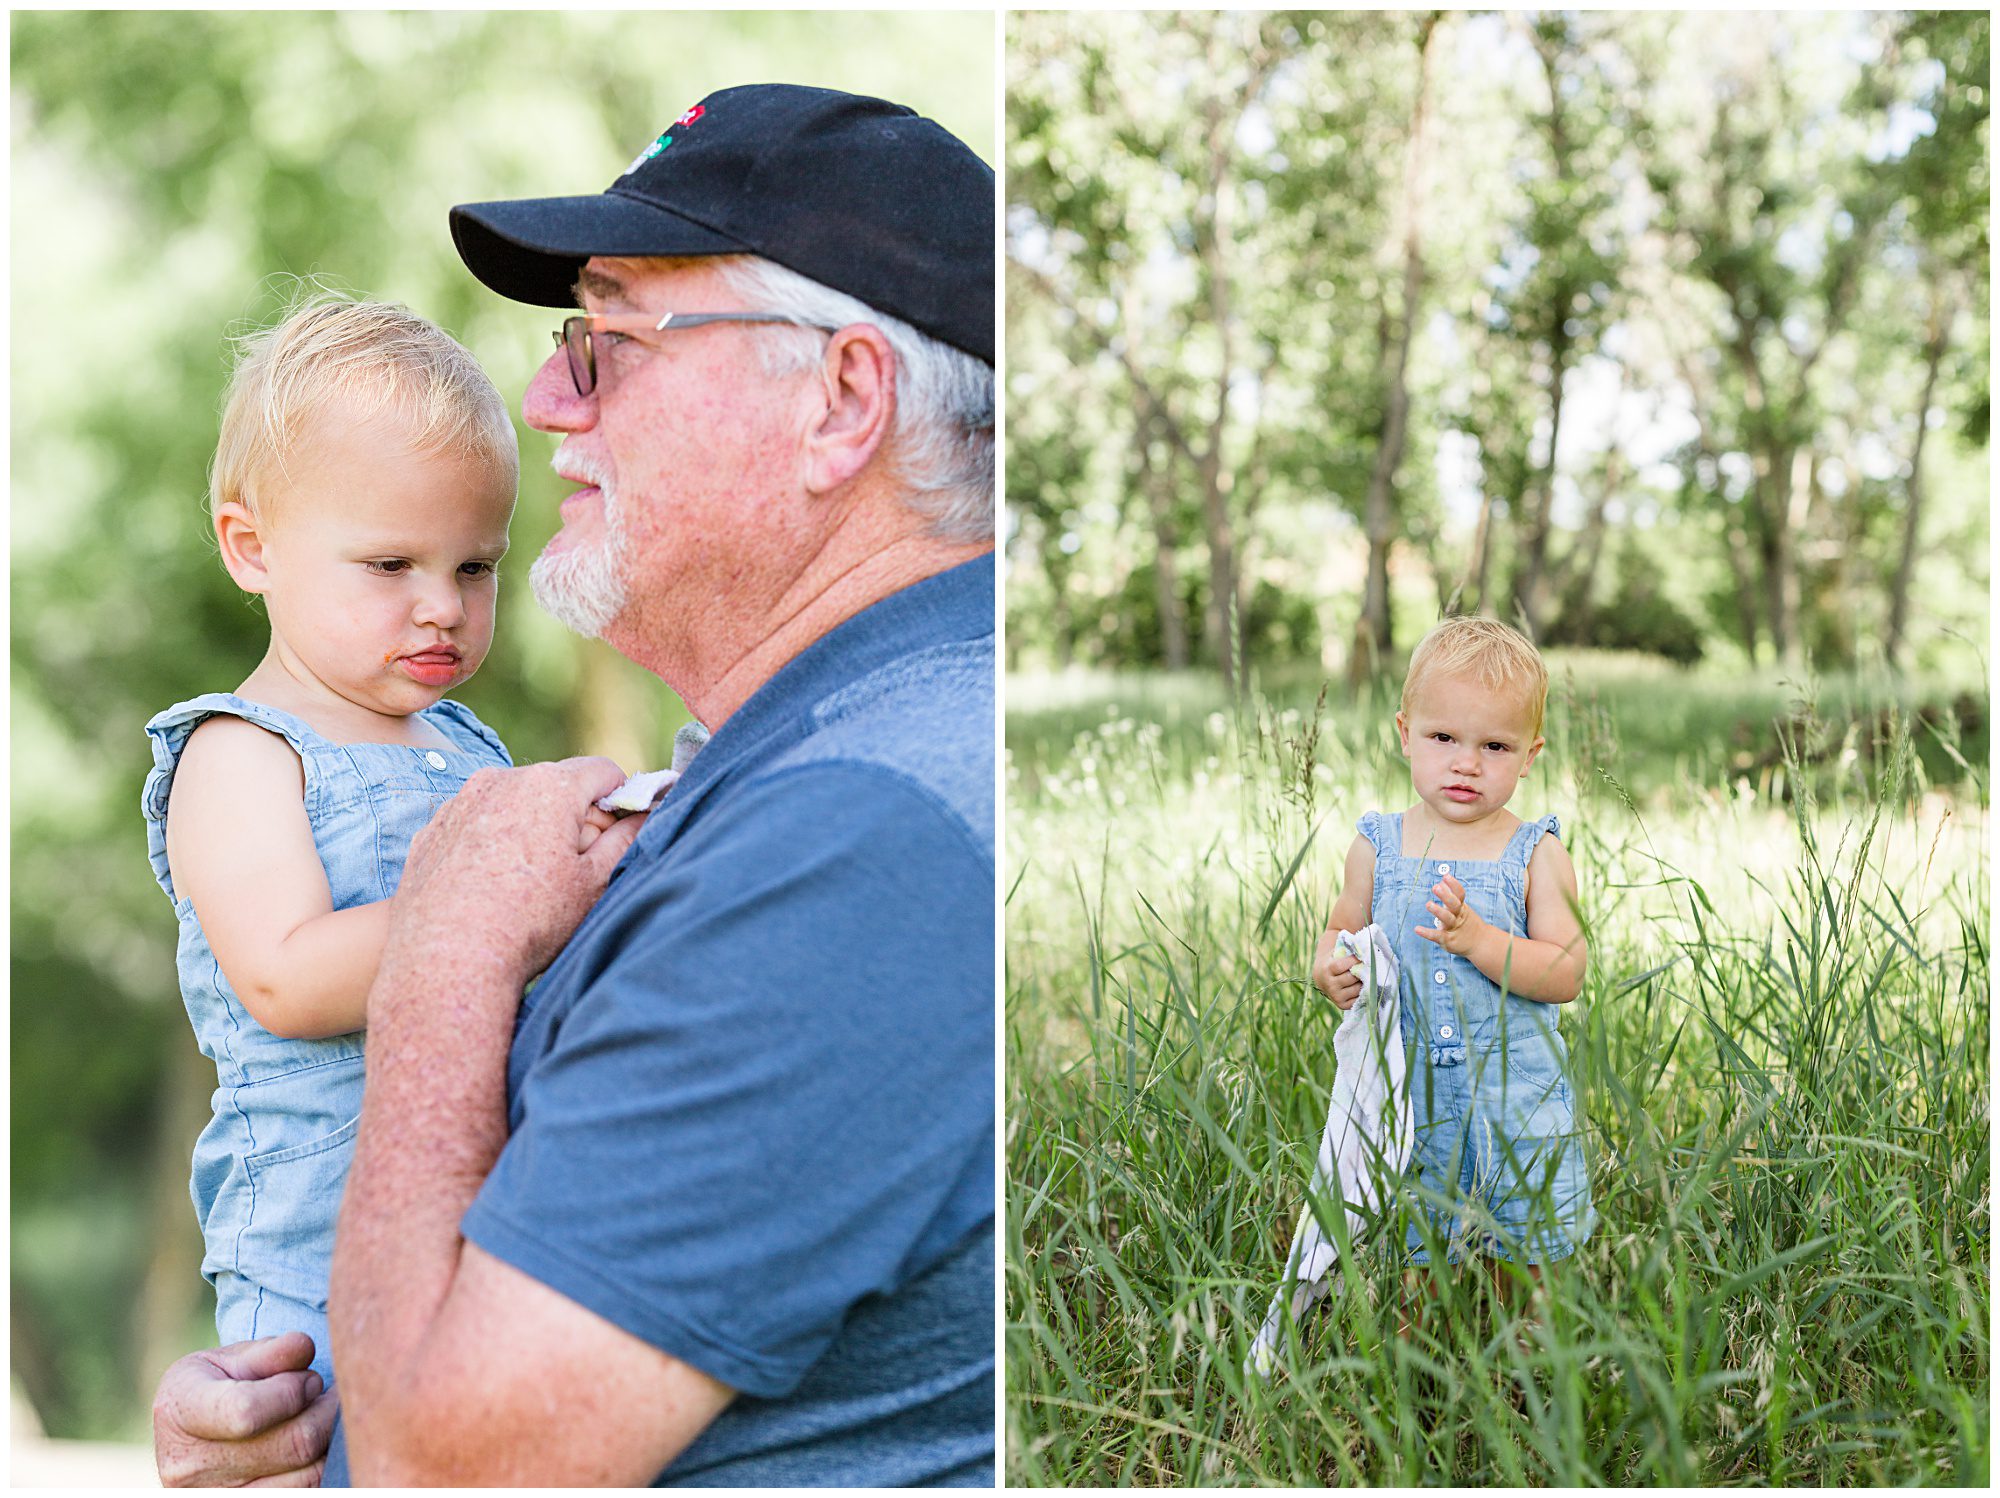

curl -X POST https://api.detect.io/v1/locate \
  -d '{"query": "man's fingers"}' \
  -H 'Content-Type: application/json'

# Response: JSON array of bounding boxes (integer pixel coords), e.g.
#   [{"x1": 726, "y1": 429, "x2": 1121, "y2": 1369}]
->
[
  {"x1": 159, "y1": 1381, "x2": 336, "y2": 1488},
  {"x1": 558, "y1": 754, "x2": 633, "y2": 801},
  {"x1": 226, "y1": 1389, "x2": 338, "y2": 1486},
  {"x1": 586, "y1": 808, "x2": 647, "y2": 876},
  {"x1": 206, "y1": 1332, "x2": 317, "y2": 1382},
  {"x1": 180, "y1": 1367, "x2": 319, "y2": 1443},
  {"x1": 244, "y1": 1463, "x2": 327, "y2": 1489}
]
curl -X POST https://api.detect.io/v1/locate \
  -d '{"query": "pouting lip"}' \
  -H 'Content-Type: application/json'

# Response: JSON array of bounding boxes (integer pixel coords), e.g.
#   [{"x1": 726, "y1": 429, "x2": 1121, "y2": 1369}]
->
[{"x1": 398, "y1": 645, "x2": 463, "y2": 662}]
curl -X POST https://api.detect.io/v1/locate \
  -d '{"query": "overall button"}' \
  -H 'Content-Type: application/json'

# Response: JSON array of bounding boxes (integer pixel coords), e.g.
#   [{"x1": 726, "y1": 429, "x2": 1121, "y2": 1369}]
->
[
  {"x1": 1438, "y1": 862, "x2": 1451, "y2": 875},
  {"x1": 425, "y1": 751, "x2": 448, "y2": 770},
  {"x1": 1432, "y1": 970, "x2": 1447, "y2": 985},
  {"x1": 1439, "y1": 1025, "x2": 1454, "y2": 1039}
]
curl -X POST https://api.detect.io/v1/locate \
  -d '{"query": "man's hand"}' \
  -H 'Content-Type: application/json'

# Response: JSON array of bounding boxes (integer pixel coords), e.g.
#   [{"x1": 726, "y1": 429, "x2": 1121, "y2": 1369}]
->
[
  {"x1": 1416, "y1": 873, "x2": 1486, "y2": 955},
  {"x1": 391, "y1": 758, "x2": 645, "y2": 985},
  {"x1": 1312, "y1": 928, "x2": 1364, "y2": 1011},
  {"x1": 152, "y1": 1332, "x2": 337, "y2": 1488},
  {"x1": 579, "y1": 801, "x2": 624, "y2": 852}
]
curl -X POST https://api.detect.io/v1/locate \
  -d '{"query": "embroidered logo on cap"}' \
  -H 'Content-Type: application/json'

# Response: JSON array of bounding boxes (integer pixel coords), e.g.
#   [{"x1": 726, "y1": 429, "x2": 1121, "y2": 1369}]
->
[{"x1": 623, "y1": 104, "x2": 708, "y2": 175}]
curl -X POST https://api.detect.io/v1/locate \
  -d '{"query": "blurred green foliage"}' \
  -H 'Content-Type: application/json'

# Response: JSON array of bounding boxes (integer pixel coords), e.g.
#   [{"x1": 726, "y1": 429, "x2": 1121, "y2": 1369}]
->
[
  {"x1": 1006, "y1": 10, "x2": 1989, "y2": 680},
  {"x1": 10, "y1": 9, "x2": 993, "y2": 1440}
]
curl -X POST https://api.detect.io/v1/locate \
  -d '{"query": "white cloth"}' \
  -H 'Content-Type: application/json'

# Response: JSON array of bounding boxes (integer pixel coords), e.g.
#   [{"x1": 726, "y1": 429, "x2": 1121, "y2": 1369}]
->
[
  {"x1": 595, "y1": 721, "x2": 711, "y2": 814},
  {"x1": 1248, "y1": 922, "x2": 1411, "y2": 1379}
]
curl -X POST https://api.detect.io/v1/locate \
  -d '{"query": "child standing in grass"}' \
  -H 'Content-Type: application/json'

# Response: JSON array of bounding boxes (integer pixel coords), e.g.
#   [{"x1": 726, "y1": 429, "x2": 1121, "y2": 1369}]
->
[{"x1": 1313, "y1": 616, "x2": 1595, "y2": 1296}]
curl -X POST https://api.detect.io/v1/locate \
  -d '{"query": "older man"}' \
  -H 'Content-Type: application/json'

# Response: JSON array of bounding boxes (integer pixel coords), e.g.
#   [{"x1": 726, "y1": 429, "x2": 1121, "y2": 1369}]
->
[{"x1": 151, "y1": 83, "x2": 994, "y2": 1486}]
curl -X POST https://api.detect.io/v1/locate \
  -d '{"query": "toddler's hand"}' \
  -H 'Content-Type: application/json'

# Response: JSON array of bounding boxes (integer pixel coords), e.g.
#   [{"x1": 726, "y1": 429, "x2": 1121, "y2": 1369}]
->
[
  {"x1": 1417, "y1": 873, "x2": 1484, "y2": 954},
  {"x1": 1312, "y1": 930, "x2": 1364, "y2": 1011}
]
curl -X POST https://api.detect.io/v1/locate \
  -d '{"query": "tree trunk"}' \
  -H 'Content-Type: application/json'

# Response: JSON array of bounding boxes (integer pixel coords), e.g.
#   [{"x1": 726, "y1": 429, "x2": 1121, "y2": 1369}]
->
[
  {"x1": 1773, "y1": 444, "x2": 1811, "y2": 667},
  {"x1": 1135, "y1": 419, "x2": 1191, "y2": 671},
  {"x1": 1745, "y1": 443, "x2": 1801, "y2": 668},
  {"x1": 1557, "y1": 441, "x2": 1623, "y2": 639},
  {"x1": 1189, "y1": 24, "x2": 1267, "y2": 697},
  {"x1": 1510, "y1": 318, "x2": 1573, "y2": 637},
  {"x1": 1457, "y1": 490, "x2": 1498, "y2": 616},
  {"x1": 1349, "y1": 294, "x2": 1407, "y2": 687},
  {"x1": 1348, "y1": 12, "x2": 1440, "y2": 692},
  {"x1": 1886, "y1": 283, "x2": 1954, "y2": 668},
  {"x1": 1196, "y1": 453, "x2": 1240, "y2": 692},
  {"x1": 1507, "y1": 25, "x2": 1582, "y2": 640},
  {"x1": 1721, "y1": 500, "x2": 1763, "y2": 662}
]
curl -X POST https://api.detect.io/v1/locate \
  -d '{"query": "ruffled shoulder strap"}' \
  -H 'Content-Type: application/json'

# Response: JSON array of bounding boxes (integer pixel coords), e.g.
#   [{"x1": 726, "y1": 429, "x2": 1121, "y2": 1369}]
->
[
  {"x1": 1504, "y1": 812, "x2": 1562, "y2": 868},
  {"x1": 421, "y1": 698, "x2": 514, "y2": 767},
  {"x1": 1355, "y1": 809, "x2": 1398, "y2": 858},
  {"x1": 141, "y1": 693, "x2": 321, "y2": 903}
]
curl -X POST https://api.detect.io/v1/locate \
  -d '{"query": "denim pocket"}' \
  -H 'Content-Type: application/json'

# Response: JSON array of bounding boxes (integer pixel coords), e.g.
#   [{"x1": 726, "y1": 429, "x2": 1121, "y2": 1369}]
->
[
  {"x1": 1485, "y1": 1045, "x2": 1573, "y2": 1140},
  {"x1": 238, "y1": 1111, "x2": 360, "y2": 1310}
]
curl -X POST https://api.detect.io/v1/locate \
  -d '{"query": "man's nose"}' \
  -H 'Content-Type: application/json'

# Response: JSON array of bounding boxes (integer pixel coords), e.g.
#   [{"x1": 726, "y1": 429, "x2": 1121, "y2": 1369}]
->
[{"x1": 523, "y1": 349, "x2": 595, "y2": 435}]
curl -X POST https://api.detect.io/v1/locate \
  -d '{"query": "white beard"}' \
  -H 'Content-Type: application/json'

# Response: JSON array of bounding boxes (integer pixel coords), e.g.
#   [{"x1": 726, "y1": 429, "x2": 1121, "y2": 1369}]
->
[{"x1": 529, "y1": 484, "x2": 630, "y2": 640}]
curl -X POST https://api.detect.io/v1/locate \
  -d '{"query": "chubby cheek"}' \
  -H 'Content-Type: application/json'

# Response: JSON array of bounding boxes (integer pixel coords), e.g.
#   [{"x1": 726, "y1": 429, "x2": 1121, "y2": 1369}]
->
[{"x1": 459, "y1": 590, "x2": 500, "y2": 670}]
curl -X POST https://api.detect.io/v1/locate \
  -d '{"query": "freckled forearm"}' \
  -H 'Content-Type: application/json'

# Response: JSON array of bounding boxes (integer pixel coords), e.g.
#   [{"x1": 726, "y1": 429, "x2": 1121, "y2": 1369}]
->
[{"x1": 328, "y1": 937, "x2": 527, "y2": 1477}]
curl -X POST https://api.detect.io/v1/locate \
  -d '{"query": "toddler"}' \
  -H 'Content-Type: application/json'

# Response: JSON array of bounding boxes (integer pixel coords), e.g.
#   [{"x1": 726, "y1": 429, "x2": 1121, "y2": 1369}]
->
[
  {"x1": 1313, "y1": 616, "x2": 1595, "y2": 1288},
  {"x1": 141, "y1": 295, "x2": 527, "y2": 1386}
]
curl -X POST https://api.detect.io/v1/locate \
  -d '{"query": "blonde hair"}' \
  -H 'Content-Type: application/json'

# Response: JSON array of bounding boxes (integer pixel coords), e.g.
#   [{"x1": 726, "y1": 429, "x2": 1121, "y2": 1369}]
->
[
  {"x1": 210, "y1": 289, "x2": 517, "y2": 523},
  {"x1": 1401, "y1": 616, "x2": 1550, "y2": 737}
]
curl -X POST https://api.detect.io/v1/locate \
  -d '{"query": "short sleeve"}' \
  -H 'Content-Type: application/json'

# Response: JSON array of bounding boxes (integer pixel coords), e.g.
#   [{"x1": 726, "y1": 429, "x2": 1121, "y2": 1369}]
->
[
  {"x1": 1520, "y1": 812, "x2": 1562, "y2": 854},
  {"x1": 1355, "y1": 809, "x2": 1391, "y2": 856},
  {"x1": 460, "y1": 762, "x2": 993, "y2": 1399}
]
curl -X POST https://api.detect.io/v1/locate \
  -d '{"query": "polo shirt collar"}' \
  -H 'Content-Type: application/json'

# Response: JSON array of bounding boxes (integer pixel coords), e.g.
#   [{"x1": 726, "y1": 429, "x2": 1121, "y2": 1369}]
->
[{"x1": 630, "y1": 554, "x2": 993, "y2": 851}]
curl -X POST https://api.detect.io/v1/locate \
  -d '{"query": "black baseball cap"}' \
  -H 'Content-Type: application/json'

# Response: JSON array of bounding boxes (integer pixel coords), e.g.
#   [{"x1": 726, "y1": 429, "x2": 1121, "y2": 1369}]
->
[{"x1": 450, "y1": 83, "x2": 994, "y2": 365}]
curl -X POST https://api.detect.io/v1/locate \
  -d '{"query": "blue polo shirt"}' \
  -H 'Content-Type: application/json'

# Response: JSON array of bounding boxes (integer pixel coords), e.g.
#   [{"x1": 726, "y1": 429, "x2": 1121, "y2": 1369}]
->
[{"x1": 326, "y1": 557, "x2": 994, "y2": 1486}]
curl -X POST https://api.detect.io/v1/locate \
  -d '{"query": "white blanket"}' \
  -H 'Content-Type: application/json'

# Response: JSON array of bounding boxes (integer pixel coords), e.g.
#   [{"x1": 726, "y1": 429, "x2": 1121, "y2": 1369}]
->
[{"x1": 1248, "y1": 922, "x2": 1411, "y2": 1378}]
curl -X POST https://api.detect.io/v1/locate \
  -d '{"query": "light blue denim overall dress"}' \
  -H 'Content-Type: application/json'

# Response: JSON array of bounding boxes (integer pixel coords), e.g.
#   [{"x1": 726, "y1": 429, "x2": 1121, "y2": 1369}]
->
[
  {"x1": 142, "y1": 692, "x2": 511, "y2": 1383},
  {"x1": 1360, "y1": 809, "x2": 1596, "y2": 1264}
]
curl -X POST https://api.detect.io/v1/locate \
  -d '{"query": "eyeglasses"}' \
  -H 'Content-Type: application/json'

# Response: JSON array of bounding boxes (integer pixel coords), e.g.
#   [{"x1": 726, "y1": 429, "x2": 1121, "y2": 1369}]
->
[{"x1": 552, "y1": 311, "x2": 836, "y2": 398}]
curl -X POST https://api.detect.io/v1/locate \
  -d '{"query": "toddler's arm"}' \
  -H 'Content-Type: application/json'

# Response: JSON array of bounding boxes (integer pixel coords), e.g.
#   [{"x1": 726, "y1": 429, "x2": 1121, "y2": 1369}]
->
[
  {"x1": 1418, "y1": 835, "x2": 1588, "y2": 1003},
  {"x1": 1311, "y1": 834, "x2": 1376, "y2": 1011},
  {"x1": 165, "y1": 716, "x2": 391, "y2": 1039}
]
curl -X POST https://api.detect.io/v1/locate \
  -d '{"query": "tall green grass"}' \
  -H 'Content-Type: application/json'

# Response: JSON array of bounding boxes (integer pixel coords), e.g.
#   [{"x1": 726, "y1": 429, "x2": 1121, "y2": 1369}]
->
[{"x1": 1006, "y1": 664, "x2": 1988, "y2": 1485}]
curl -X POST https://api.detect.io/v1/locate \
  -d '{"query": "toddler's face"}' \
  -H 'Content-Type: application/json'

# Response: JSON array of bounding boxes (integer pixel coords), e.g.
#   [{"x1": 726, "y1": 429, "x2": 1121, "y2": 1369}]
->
[
  {"x1": 1395, "y1": 673, "x2": 1545, "y2": 824},
  {"x1": 240, "y1": 410, "x2": 516, "y2": 719}
]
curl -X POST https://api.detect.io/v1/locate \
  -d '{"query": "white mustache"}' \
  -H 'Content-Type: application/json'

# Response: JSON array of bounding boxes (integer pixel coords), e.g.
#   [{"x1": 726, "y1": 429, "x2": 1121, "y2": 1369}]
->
[{"x1": 551, "y1": 449, "x2": 613, "y2": 494}]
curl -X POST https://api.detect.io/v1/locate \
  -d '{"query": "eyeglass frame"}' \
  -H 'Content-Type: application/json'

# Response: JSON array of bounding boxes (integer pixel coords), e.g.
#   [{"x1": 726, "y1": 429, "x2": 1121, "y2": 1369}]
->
[{"x1": 552, "y1": 310, "x2": 838, "y2": 398}]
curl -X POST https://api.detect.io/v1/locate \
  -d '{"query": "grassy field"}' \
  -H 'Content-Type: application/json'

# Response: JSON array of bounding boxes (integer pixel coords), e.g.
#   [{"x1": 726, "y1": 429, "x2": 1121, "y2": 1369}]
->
[{"x1": 1005, "y1": 657, "x2": 1989, "y2": 1485}]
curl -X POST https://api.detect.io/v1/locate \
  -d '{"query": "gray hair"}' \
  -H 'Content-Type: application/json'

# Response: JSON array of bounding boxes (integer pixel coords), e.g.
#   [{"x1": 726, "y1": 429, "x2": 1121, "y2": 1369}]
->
[{"x1": 711, "y1": 256, "x2": 994, "y2": 543}]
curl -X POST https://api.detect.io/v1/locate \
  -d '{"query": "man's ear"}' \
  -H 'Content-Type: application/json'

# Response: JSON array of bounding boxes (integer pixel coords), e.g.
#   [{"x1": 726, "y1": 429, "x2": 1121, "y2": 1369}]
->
[
  {"x1": 801, "y1": 324, "x2": 896, "y2": 495},
  {"x1": 215, "y1": 501, "x2": 274, "y2": 595}
]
